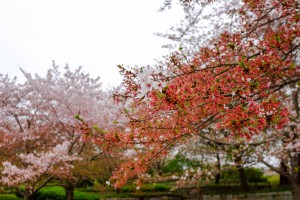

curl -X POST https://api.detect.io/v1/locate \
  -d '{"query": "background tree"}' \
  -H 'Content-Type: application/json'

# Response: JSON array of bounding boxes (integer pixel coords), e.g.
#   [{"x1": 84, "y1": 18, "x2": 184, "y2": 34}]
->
[
  {"x1": 158, "y1": 0, "x2": 299, "y2": 191},
  {"x1": 0, "y1": 64, "x2": 122, "y2": 200},
  {"x1": 258, "y1": 85, "x2": 300, "y2": 192},
  {"x1": 0, "y1": 72, "x2": 77, "y2": 200}
]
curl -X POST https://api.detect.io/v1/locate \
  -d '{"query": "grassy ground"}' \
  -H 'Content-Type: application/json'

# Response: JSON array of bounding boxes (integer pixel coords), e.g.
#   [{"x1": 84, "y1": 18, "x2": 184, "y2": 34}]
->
[
  {"x1": 0, "y1": 176, "x2": 286, "y2": 199},
  {"x1": 0, "y1": 186, "x2": 101, "y2": 200}
]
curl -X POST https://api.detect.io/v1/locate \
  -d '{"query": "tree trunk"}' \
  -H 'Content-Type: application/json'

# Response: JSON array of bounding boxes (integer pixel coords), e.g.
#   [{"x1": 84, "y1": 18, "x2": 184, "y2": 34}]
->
[
  {"x1": 235, "y1": 156, "x2": 249, "y2": 192},
  {"x1": 215, "y1": 154, "x2": 221, "y2": 184},
  {"x1": 291, "y1": 154, "x2": 300, "y2": 200},
  {"x1": 22, "y1": 193, "x2": 35, "y2": 200},
  {"x1": 215, "y1": 173, "x2": 220, "y2": 184},
  {"x1": 237, "y1": 166, "x2": 249, "y2": 192},
  {"x1": 64, "y1": 185, "x2": 75, "y2": 200},
  {"x1": 280, "y1": 160, "x2": 291, "y2": 186},
  {"x1": 20, "y1": 189, "x2": 34, "y2": 200}
]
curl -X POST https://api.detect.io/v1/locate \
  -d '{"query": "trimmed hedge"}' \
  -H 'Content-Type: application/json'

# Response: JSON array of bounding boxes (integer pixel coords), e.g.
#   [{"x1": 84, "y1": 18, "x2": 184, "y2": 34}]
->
[
  {"x1": 34, "y1": 186, "x2": 100, "y2": 200},
  {"x1": 121, "y1": 183, "x2": 171, "y2": 193},
  {"x1": 0, "y1": 194, "x2": 21, "y2": 200}
]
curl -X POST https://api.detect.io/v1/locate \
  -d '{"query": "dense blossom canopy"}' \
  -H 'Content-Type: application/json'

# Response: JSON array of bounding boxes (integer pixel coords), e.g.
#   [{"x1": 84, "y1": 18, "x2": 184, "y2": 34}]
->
[{"x1": 95, "y1": 0, "x2": 300, "y2": 188}]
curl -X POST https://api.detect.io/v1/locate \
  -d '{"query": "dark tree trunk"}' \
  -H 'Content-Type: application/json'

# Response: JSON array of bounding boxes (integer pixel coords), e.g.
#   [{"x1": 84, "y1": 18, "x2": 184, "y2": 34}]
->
[
  {"x1": 235, "y1": 156, "x2": 249, "y2": 192},
  {"x1": 17, "y1": 189, "x2": 35, "y2": 200},
  {"x1": 64, "y1": 185, "x2": 75, "y2": 200},
  {"x1": 22, "y1": 193, "x2": 36, "y2": 200},
  {"x1": 291, "y1": 154, "x2": 300, "y2": 200},
  {"x1": 215, "y1": 173, "x2": 220, "y2": 184},
  {"x1": 237, "y1": 166, "x2": 249, "y2": 192},
  {"x1": 280, "y1": 160, "x2": 291, "y2": 186},
  {"x1": 215, "y1": 153, "x2": 221, "y2": 184}
]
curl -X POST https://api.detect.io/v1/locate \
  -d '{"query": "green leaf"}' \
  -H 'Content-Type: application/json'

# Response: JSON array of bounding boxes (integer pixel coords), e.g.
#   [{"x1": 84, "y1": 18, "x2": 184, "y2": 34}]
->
[
  {"x1": 238, "y1": 61, "x2": 245, "y2": 68},
  {"x1": 74, "y1": 114, "x2": 83, "y2": 121}
]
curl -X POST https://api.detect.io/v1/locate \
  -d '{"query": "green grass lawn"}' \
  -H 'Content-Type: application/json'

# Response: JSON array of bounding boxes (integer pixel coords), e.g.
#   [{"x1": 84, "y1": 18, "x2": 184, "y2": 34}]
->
[
  {"x1": 0, "y1": 177, "x2": 285, "y2": 200},
  {"x1": 0, "y1": 186, "x2": 101, "y2": 200},
  {"x1": 0, "y1": 183, "x2": 172, "y2": 199}
]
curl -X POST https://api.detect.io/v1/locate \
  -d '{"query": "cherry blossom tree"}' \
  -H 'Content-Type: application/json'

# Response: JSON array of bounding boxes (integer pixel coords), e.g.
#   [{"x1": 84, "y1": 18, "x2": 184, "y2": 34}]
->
[
  {"x1": 0, "y1": 64, "x2": 122, "y2": 200},
  {"x1": 159, "y1": 0, "x2": 300, "y2": 192},
  {"x1": 157, "y1": 0, "x2": 243, "y2": 53},
  {"x1": 80, "y1": 0, "x2": 300, "y2": 198},
  {"x1": 255, "y1": 85, "x2": 300, "y2": 191},
  {"x1": 0, "y1": 73, "x2": 66, "y2": 199}
]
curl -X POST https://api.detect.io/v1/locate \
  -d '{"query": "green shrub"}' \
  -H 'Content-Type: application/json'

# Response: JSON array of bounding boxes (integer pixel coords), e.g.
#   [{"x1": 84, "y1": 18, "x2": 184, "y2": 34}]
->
[
  {"x1": 35, "y1": 186, "x2": 65, "y2": 200},
  {"x1": 73, "y1": 191, "x2": 99, "y2": 200},
  {"x1": 221, "y1": 167, "x2": 267, "y2": 183},
  {"x1": 246, "y1": 168, "x2": 266, "y2": 183},
  {"x1": 121, "y1": 185, "x2": 135, "y2": 193},
  {"x1": 0, "y1": 194, "x2": 21, "y2": 200},
  {"x1": 99, "y1": 193, "x2": 131, "y2": 198},
  {"x1": 221, "y1": 169, "x2": 240, "y2": 180},
  {"x1": 267, "y1": 174, "x2": 280, "y2": 186},
  {"x1": 162, "y1": 154, "x2": 200, "y2": 174},
  {"x1": 34, "y1": 186, "x2": 100, "y2": 200},
  {"x1": 154, "y1": 184, "x2": 171, "y2": 192},
  {"x1": 121, "y1": 183, "x2": 171, "y2": 193}
]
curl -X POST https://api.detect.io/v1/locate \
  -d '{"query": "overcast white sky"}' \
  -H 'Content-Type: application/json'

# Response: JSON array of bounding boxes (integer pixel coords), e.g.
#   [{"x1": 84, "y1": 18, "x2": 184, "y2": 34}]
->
[{"x1": 0, "y1": 0, "x2": 183, "y2": 88}]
